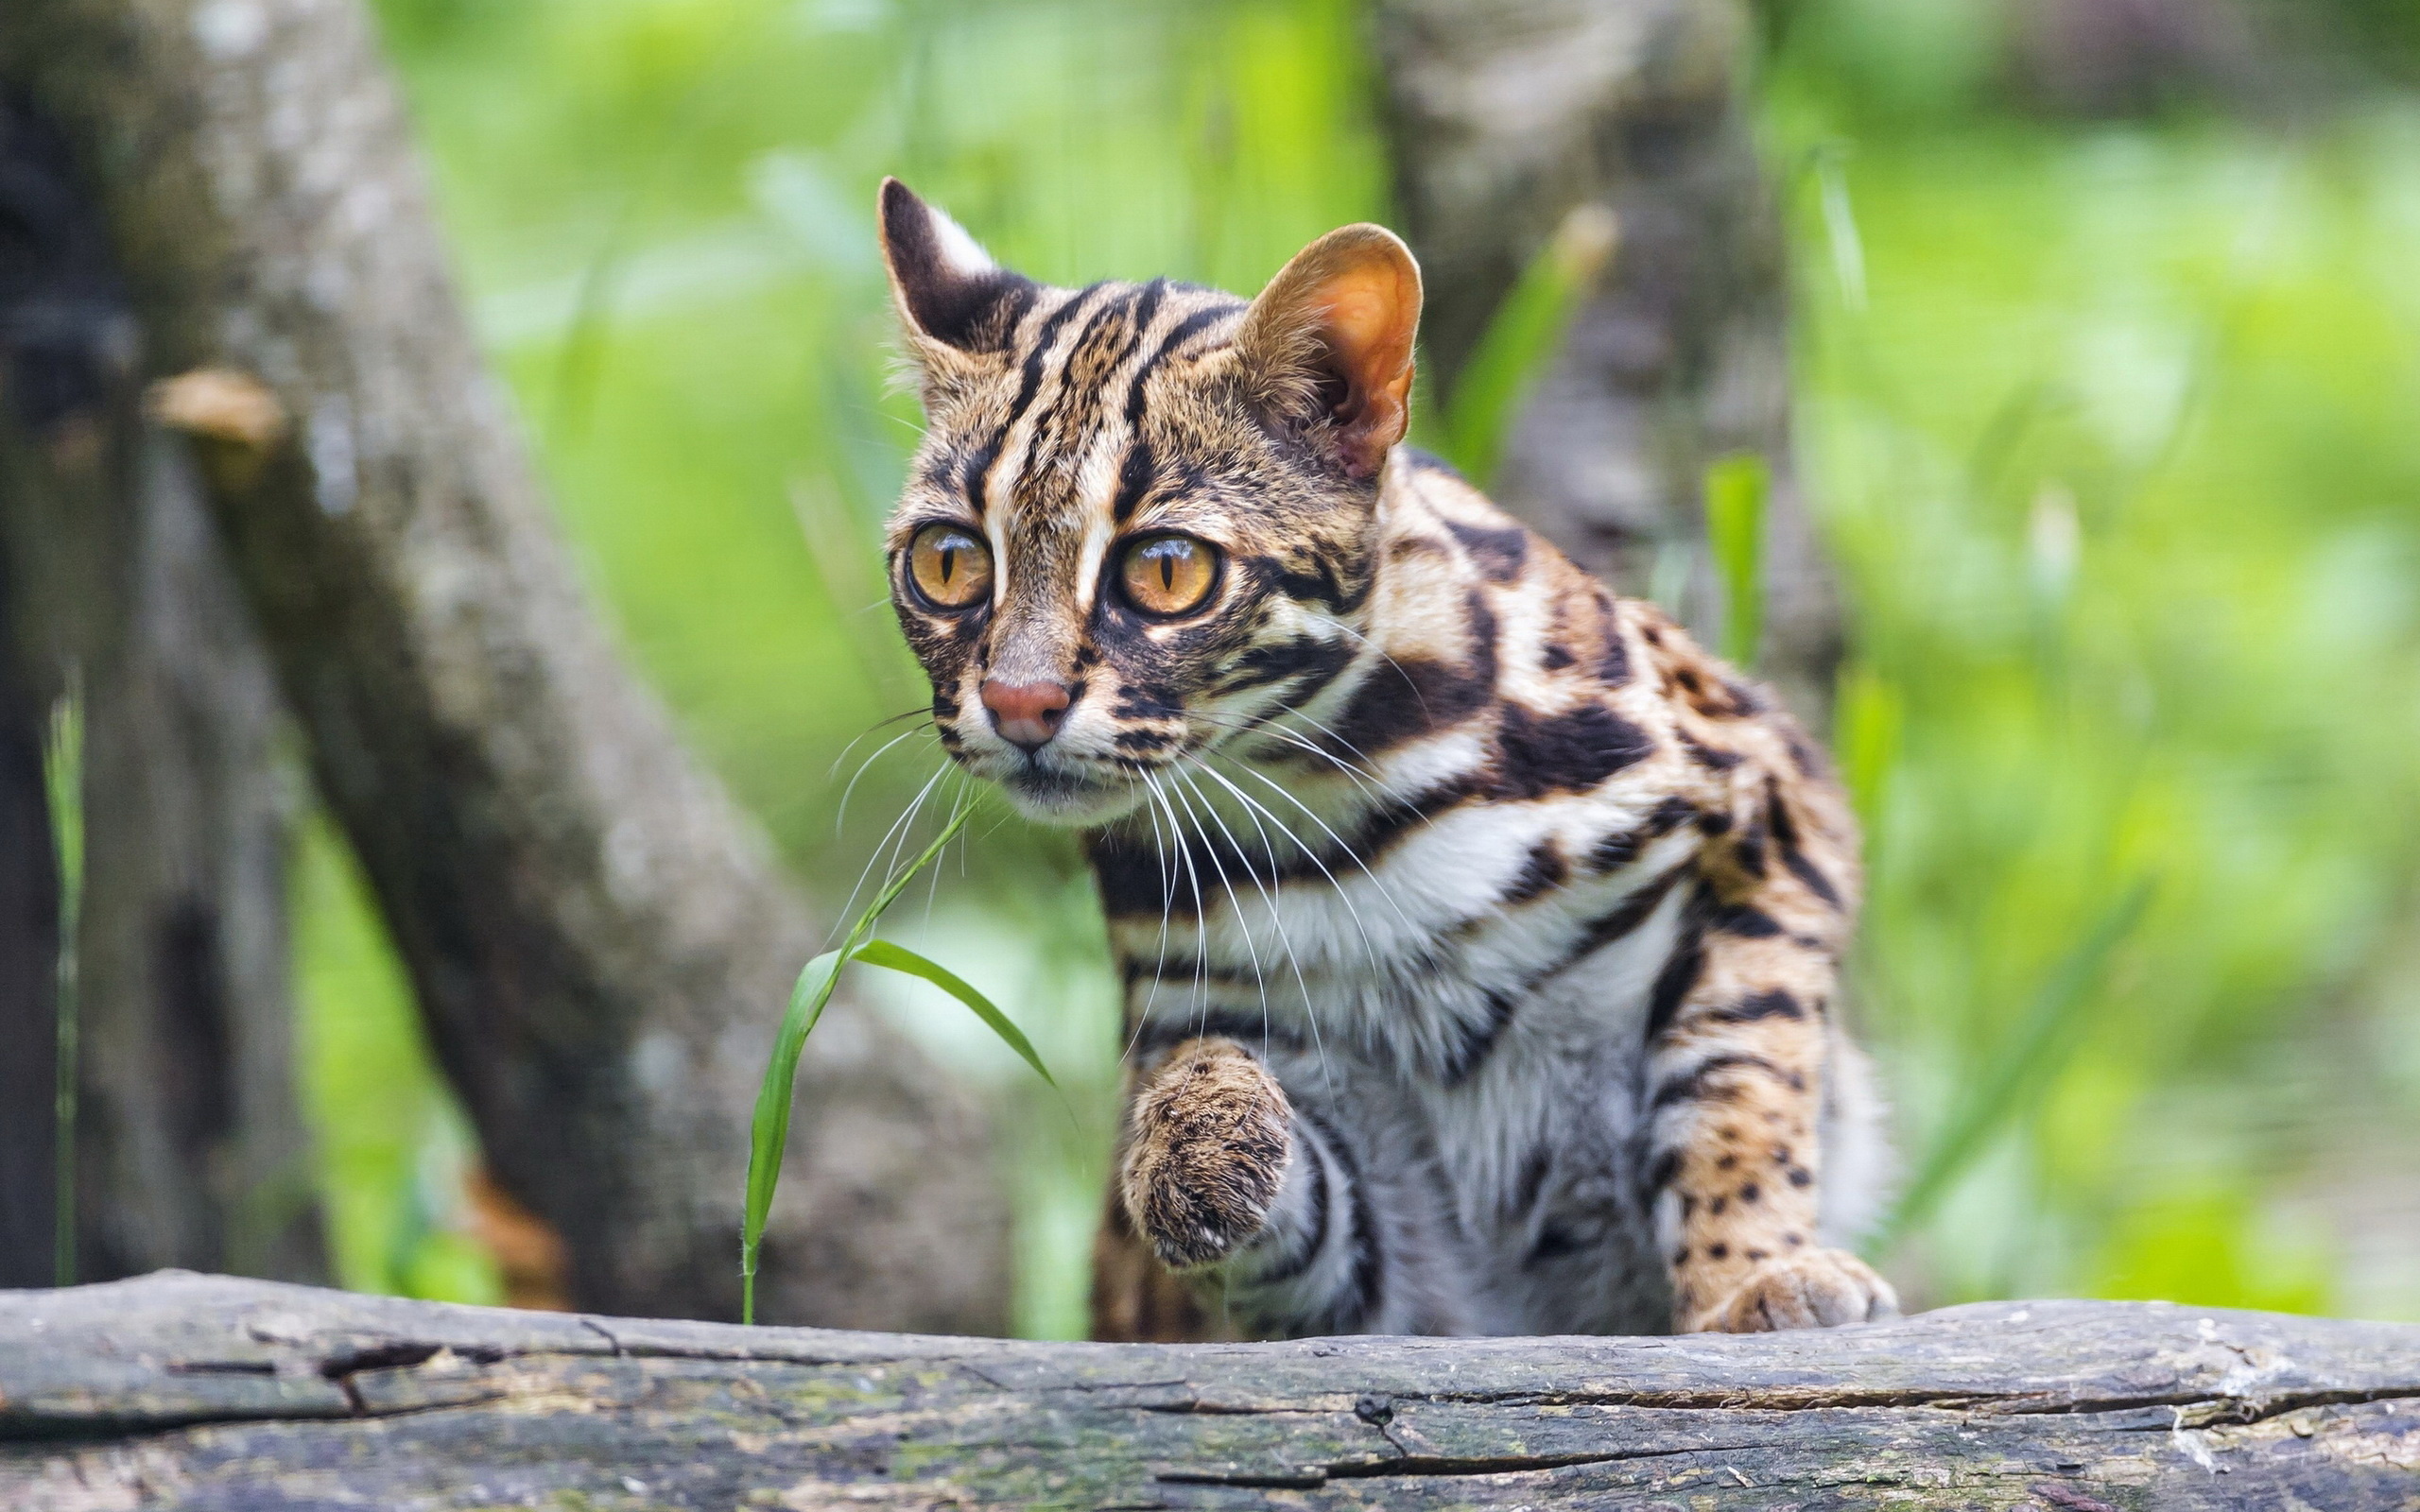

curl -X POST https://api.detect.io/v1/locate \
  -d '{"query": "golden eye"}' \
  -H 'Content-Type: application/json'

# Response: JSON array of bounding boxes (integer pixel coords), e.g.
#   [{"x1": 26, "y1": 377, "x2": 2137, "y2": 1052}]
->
[
  {"x1": 1119, "y1": 534, "x2": 1219, "y2": 617},
  {"x1": 908, "y1": 523, "x2": 993, "y2": 610}
]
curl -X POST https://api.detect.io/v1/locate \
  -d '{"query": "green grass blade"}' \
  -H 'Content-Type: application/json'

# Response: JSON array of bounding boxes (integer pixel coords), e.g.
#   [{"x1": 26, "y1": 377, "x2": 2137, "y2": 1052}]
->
[
  {"x1": 1875, "y1": 878, "x2": 2155, "y2": 1250},
  {"x1": 43, "y1": 678, "x2": 83, "y2": 1290},
  {"x1": 1704, "y1": 452, "x2": 1769, "y2": 669},
  {"x1": 739, "y1": 804, "x2": 974, "y2": 1323},
  {"x1": 1437, "y1": 204, "x2": 1617, "y2": 489},
  {"x1": 851, "y1": 938, "x2": 1056, "y2": 1089},
  {"x1": 740, "y1": 948, "x2": 841, "y2": 1324}
]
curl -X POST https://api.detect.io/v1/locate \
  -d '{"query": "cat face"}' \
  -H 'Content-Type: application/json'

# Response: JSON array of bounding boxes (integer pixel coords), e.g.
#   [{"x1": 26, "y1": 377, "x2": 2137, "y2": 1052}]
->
[{"x1": 877, "y1": 180, "x2": 1421, "y2": 825}]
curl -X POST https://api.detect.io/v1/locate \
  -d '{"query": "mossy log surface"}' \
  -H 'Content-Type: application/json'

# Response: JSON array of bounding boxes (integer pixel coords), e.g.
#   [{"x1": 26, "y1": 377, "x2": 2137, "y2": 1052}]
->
[{"x1": 6, "y1": 1274, "x2": 2418, "y2": 1509}]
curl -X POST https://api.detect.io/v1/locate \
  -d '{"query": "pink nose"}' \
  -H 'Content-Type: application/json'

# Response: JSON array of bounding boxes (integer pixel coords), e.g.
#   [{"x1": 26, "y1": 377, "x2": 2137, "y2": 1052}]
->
[{"x1": 980, "y1": 679, "x2": 1071, "y2": 753}]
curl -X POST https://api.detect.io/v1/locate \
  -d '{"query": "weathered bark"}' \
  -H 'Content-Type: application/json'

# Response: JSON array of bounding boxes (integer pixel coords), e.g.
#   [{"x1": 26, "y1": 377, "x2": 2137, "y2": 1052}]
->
[
  {"x1": 1377, "y1": 0, "x2": 1844, "y2": 722},
  {"x1": 5, "y1": 1274, "x2": 2417, "y2": 1509},
  {"x1": 0, "y1": 94, "x2": 323, "y2": 1288},
  {"x1": 0, "y1": 1, "x2": 1009, "y2": 1329}
]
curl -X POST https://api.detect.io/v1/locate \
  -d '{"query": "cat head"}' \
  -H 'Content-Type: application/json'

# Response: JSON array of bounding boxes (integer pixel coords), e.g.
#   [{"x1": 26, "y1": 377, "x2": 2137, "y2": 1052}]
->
[{"x1": 877, "y1": 179, "x2": 1421, "y2": 825}]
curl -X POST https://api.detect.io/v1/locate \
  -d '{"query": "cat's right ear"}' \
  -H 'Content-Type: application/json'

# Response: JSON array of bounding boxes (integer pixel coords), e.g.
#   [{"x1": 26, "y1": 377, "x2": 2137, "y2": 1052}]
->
[
  {"x1": 879, "y1": 179, "x2": 1036, "y2": 368},
  {"x1": 1236, "y1": 223, "x2": 1422, "y2": 480}
]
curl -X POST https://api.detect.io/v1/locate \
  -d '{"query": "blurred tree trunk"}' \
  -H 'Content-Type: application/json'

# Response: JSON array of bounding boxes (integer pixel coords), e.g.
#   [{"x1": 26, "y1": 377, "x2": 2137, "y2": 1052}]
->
[
  {"x1": 1376, "y1": 0, "x2": 1843, "y2": 722},
  {"x1": 0, "y1": 568, "x2": 59, "y2": 1288},
  {"x1": 0, "y1": 1, "x2": 1009, "y2": 1329},
  {"x1": 0, "y1": 95, "x2": 324, "y2": 1288}
]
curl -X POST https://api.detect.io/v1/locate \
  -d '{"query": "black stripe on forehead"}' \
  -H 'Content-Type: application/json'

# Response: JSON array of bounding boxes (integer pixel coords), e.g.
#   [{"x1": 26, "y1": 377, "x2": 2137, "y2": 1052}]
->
[
  {"x1": 1020, "y1": 284, "x2": 1154, "y2": 486},
  {"x1": 1123, "y1": 301, "x2": 1235, "y2": 426},
  {"x1": 1110, "y1": 301, "x2": 1241, "y2": 523},
  {"x1": 966, "y1": 282, "x2": 1106, "y2": 517}
]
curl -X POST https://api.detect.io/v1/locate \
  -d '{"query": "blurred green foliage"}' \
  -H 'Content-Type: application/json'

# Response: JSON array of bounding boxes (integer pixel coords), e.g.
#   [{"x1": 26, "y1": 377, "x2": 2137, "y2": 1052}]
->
[
  {"x1": 1772, "y1": 66, "x2": 2420, "y2": 1313},
  {"x1": 311, "y1": 0, "x2": 2420, "y2": 1327}
]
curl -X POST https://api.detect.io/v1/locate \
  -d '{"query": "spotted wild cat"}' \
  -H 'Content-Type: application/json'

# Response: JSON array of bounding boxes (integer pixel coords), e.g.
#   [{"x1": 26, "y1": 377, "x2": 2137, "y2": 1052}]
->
[{"x1": 876, "y1": 179, "x2": 1895, "y2": 1340}]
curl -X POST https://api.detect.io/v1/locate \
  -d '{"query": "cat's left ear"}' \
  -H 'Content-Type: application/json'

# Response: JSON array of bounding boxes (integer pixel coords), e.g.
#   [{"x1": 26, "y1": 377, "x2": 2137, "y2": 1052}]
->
[
  {"x1": 878, "y1": 178, "x2": 1036, "y2": 365},
  {"x1": 1236, "y1": 224, "x2": 1422, "y2": 479}
]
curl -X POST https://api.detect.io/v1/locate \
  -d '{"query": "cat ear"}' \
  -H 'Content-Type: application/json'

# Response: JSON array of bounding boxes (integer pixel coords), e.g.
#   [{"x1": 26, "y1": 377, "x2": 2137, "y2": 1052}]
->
[
  {"x1": 878, "y1": 178, "x2": 1036, "y2": 357},
  {"x1": 1236, "y1": 224, "x2": 1422, "y2": 479}
]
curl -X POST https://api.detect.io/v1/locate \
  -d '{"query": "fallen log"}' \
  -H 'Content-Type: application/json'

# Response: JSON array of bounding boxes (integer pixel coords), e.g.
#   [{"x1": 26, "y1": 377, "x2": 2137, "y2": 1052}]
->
[{"x1": 4, "y1": 1273, "x2": 2416, "y2": 1508}]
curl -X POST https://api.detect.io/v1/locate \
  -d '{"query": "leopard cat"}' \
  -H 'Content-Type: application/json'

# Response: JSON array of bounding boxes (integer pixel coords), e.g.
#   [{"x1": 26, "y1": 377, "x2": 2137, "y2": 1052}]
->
[{"x1": 875, "y1": 179, "x2": 1896, "y2": 1340}]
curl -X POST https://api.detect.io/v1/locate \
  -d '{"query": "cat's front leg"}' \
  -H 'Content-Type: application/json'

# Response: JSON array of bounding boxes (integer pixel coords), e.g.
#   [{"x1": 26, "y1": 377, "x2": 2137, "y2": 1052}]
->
[
  {"x1": 1644, "y1": 829, "x2": 1898, "y2": 1333},
  {"x1": 1117, "y1": 1037, "x2": 1295, "y2": 1268}
]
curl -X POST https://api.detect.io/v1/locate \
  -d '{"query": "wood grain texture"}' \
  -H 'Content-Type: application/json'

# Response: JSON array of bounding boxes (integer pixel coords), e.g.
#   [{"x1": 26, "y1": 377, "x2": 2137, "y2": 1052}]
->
[{"x1": 5, "y1": 1273, "x2": 2415, "y2": 1509}]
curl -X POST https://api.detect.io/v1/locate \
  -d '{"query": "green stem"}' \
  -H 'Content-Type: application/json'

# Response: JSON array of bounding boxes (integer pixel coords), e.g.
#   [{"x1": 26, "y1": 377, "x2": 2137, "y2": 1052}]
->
[
  {"x1": 44, "y1": 679, "x2": 84, "y2": 1290},
  {"x1": 740, "y1": 803, "x2": 972, "y2": 1324}
]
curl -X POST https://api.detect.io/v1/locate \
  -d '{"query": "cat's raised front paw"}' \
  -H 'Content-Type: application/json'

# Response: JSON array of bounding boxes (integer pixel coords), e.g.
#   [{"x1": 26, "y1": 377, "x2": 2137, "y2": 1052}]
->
[
  {"x1": 1119, "y1": 1039, "x2": 1292, "y2": 1270},
  {"x1": 1684, "y1": 1248, "x2": 1899, "y2": 1332}
]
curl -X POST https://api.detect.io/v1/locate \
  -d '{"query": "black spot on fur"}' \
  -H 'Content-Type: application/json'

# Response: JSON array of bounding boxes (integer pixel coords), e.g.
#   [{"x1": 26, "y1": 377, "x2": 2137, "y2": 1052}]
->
[
  {"x1": 1765, "y1": 778, "x2": 1845, "y2": 909},
  {"x1": 1324, "y1": 596, "x2": 1497, "y2": 757},
  {"x1": 1590, "y1": 798, "x2": 1696, "y2": 873},
  {"x1": 1529, "y1": 1225, "x2": 1585, "y2": 1263},
  {"x1": 1442, "y1": 989, "x2": 1520, "y2": 1087},
  {"x1": 1732, "y1": 806, "x2": 1770, "y2": 880},
  {"x1": 1512, "y1": 1145, "x2": 1553, "y2": 1217},
  {"x1": 1443, "y1": 519, "x2": 1527, "y2": 581},
  {"x1": 1493, "y1": 702, "x2": 1653, "y2": 800},
  {"x1": 1504, "y1": 841, "x2": 1568, "y2": 904},
  {"x1": 1785, "y1": 849, "x2": 1842, "y2": 909},
  {"x1": 1648, "y1": 1053, "x2": 1797, "y2": 1110},
  {"x1": 1542, "y1": 643, "x2": 1576, "y2": 671},
  {"x1": 1596, "y1": 604, "x2": 1634, "y2": 687},
  {"x1": 1124, "y1": 302, "x2": 1234, "y2": 426},
  {"x1": 1222, "y1": 634, "x2": 1352, "y2": 695},
  {"x1": 1707, "y1": 902, "x2": 1782, "y2": 938},
  {"x1": 1645, "y1": 895, "x2": 1709, "y2": 1039},
  {"x1": 1265, "y1": 554, "x2": 1371, "y2": 615},
  {"x1": 1112, "y1": 684, "x2": 1184, "y2": 720},
  {"x1": 1112, "y1": 438, "x2": 1156, "y2": 521},
  {"x1": 1090, "y1": 832, "x2": 1187, "y2": 919},
  {"x1": 1680, "y1": 732, "x2": 1742, "y2": 770},
  {"x1": 1703, "y1": 990, "x2": 1804, "y2": 1024},
  {"x1": 1522, "y1": 865, "x2": 1687, "y2": 999}
]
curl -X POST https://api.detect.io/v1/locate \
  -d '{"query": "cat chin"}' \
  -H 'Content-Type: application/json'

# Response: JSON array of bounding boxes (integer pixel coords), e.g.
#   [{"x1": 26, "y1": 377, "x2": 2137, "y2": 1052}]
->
[{"x1": 994, "y1": 766, "x2": 1148, "y2": 827}]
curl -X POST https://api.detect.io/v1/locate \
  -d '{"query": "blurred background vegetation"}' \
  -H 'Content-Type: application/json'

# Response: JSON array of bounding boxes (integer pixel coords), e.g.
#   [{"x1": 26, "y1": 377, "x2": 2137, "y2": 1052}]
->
[{"x1": 311, "y1": 0, "x2": 2420, "y2": 1334}]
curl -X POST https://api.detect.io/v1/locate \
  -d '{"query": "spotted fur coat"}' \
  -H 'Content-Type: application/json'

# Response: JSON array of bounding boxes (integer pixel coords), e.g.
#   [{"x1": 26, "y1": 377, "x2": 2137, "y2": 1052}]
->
[{"x1": 875, "y1": 178, "x2": 1895, "y2": 1340}]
